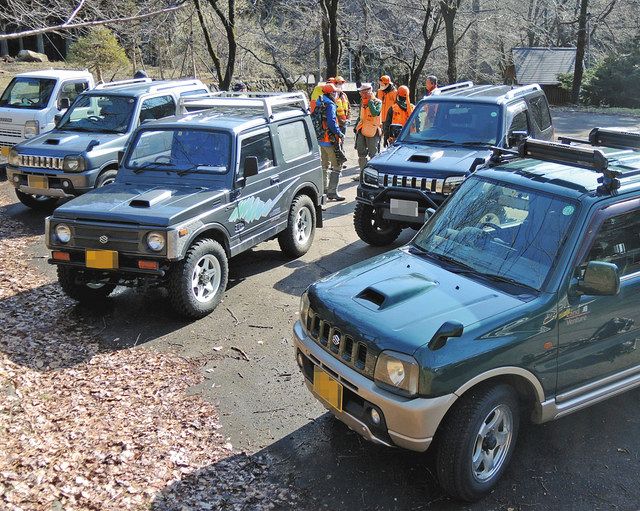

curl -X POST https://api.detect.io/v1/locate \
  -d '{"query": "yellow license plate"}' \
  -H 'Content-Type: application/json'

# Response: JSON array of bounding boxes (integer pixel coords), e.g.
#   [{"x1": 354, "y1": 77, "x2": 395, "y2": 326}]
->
[
  {"x1": 27, "y1": 175, "x2": 48, "y2": 189},
  {"x1": 313, "y1": 366, "x2": 343, "y2": 412},
  {"x1": 0, "y1": 146, "x2": 9, "y2": 157},
  {"x1": 86, "y1": 250, "x2": 118, "y2": 269}
]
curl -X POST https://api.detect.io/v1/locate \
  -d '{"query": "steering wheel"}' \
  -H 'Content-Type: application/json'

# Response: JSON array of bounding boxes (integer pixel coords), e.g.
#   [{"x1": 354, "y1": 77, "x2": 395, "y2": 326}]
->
[{"x1": 87, "y1": 115, "x2": 102, "y2": 122}]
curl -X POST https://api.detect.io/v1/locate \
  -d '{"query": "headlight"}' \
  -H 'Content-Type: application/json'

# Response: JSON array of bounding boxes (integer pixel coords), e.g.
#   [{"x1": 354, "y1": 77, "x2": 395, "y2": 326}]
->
[
  {"x1": 146, "y1": 231, "x2": 166, "y2": 252},
  {"x1": 374, "y1": 350, "x2": 420, "y2": 397},
  {"x1": 24, "y1": 120, "x2": 39, "y2": 139},
  {"x1": 442, "y1": 175, "x2": 465, "y2": 195},
  {"x1": 362, "y1": 167, "x2": 380, "y2": 187},
  {"x1": 63, "y1": 155, "x2": 86, "y2": 172},
  {"x1": 55, "y1": 223, "x2": 71, "y2": 243},
  {"x1": 8, "y1": 149, "x2": 20, "y2": 166},
  {"x1": 300, "y1": 291, "x2": 310, "y2": 328}
]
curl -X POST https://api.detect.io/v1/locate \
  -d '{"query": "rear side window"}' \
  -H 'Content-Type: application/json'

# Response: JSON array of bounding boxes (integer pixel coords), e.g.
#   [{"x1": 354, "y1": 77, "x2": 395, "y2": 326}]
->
[
  {"x1": 59, "y1": 81, "x2": 89, "y2": 105},
  {"x1": 139, "y1": 95, "x2": 176, "y2": 122},
  {"x1": 238, "y1": 131, "x2": 274, "y2": 176},
  {"x1": 180, "y1": 89, "x2": 209, "y2": 97},
  {"x1": 529, "y1": 95, "x2": 552, "y2": 131},
  {"x1": 278, "y1": 120, "x2": 311, "y2": 161}
]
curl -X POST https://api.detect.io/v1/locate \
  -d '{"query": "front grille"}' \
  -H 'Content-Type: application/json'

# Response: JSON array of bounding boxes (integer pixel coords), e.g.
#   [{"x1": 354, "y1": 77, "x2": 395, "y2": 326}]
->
[
  {"x1": 19, "y1": 154, "x2": 64, "y2": 170},
  {"x1": 306, "y1": 308, "x2": 376, "y2": 378},
  {"x1": 72, "y1": 224, "x2": 142, "y2": 253},
  {"x1": 0, "y1": 127, "x2": 22, "y2": 138},
  {"x1": 379, "y1": 172, "x2": 446, "y2": 194}
]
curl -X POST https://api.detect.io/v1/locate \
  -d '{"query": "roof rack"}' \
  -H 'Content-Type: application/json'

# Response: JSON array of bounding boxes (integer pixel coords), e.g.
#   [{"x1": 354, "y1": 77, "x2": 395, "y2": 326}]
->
[
  {"x1": 558, "y1": 127, "x2": 640, "y2": 151},
  {"x1": 178, "y1": 91, "x2": 310, "y2": 120},
  {"x1": 94, "y1": 78, "x2": 152, "y2": 90},
  {"x1": 504, "y1": 84, "x2": 541, "y2": 100},
  {"x1": 431, "y1": 81, "x2": 474, "y2": 95},
  {"x1": 148, "y1": 79, "x2": 204, "y2": 93}
]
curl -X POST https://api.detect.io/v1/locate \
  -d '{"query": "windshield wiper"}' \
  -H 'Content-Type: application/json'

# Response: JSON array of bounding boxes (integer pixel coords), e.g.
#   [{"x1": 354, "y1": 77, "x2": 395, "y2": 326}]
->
[
  {"x1": 460, "y1": 141, "x2": 493, "y2": 147},
  {"x1": 478, "y1": 273, "x2": 537, "y2": 292},
  {"x1": 409, "y1": 245, "x2": 477, "y2": 274},
  {"x1": 131, "y1": 161, "x2": 175, "y2": 174},
  {"x1": 418, "y1": 138, "x2": 456, "y2": 145},
  {"x1": 176, "y1": 165, "x2": 226, "y2": 176}
]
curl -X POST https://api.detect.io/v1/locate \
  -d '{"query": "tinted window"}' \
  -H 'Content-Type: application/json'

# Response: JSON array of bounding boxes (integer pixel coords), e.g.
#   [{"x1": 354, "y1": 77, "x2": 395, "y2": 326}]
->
[
  {"x1": 139, "y1": 95, "x2": 176, "y2": 122},
  {"x1": 508, "y1": 110, "x2": 529, "y2": 133},
  {"x1": 278, "y1": 121, "x2": 311, "y2": 161},
  {"x1": 238, "y1": 131, "x2": 274, "y2": 176},
  {"x1": 529, "y1": 95, "x2": 552, "y2": 131},
  {"x1": 0, "y1": 77, "x2": 56, "y2": 109},
  {"x1": 583, "y1": 209, "x2": 640, "y2": 278}
]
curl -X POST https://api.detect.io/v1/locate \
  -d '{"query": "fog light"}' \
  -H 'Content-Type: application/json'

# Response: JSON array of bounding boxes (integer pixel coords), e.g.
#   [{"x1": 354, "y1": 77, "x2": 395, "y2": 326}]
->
[
  {"x1": 370, "y1": 408, "x2": 381, "y2": 425},
  {"x1": 13, "y1": 175, "x2": 19, "y2": 182},
  {"x1": 296, "y1": 352, "x2": 304, "y2": 368},
  {"x1": 62, "y1": 180, "x2": 70, "y2": 188}
]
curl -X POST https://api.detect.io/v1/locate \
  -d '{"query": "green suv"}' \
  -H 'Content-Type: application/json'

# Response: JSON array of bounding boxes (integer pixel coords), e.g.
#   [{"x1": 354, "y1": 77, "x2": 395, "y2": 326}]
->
[
  {"x1": 45, "y1": 93, "x2": 324, "y2": 319},
  {"x1": 294, "y1": 128, "x2": 640, "y2": 501}
]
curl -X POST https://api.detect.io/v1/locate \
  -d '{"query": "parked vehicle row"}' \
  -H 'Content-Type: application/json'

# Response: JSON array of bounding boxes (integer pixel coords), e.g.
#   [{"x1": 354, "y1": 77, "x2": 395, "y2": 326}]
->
[{"x1": 5, "y1": 71, "x2": 640, "y2": 503}]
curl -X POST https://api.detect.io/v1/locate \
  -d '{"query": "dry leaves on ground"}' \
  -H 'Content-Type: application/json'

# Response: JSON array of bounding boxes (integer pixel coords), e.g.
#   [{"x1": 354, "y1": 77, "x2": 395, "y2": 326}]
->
[{"x1": 0, "y1": 185, "x2": 299, "y2": 510}]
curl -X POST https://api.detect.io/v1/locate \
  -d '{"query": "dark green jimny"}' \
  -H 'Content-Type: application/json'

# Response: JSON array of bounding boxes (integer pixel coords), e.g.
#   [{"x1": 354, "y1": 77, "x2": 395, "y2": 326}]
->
[{"x1": 294, "y1": 128, "x2": 640, "y2": 501}]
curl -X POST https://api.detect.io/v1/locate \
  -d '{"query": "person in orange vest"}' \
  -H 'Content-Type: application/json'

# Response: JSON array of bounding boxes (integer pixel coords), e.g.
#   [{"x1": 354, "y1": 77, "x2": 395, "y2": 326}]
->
[
  {"x1": 315, "y1": 83, "x2": 346, "y2": 201},
  {"x1": 354, "y1": 83, "x2": 382, "y2": 176},
  {"x1": 329, "y1": 76, "x2": 350, "y2": 168},
  {"x1": 383, "y1": 85, "x2": 414, "y2": 145},
  {"x1": 376, "y1": 75, "x2": 397, "y2": 146}
]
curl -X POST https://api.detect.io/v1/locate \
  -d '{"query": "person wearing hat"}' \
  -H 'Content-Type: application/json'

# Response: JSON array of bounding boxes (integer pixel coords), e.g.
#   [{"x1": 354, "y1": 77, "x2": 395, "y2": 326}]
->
[
  {"x1": 376, "y1": 75, "x2": 397, "y2": 146},
  {"x1": 354, "y1": 84, "x2": 383, "y2": 177},
  {"x1": 329, "y1": 76, "x2": 350, "y2": 168},
  {"x1": 315, "y1": 82, "x2": 346, "y2": 201},
  {"x1": 383, "y1": 85, "x2": 414, "y2": 145}
]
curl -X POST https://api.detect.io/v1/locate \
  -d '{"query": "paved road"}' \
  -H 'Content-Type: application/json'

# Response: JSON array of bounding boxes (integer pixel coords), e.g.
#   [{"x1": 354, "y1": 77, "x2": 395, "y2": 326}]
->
[{"x1": 4, "y1": 110, "x2": 640, "y2": 510}]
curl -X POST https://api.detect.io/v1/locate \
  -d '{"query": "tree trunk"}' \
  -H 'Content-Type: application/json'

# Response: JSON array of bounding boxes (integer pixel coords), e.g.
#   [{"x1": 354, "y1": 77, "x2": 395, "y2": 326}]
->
[
  {"x1": 469, "y1": 0, "x2": 480, "y2": 81},
  {"x1": 319, "y1": 0, "x2": 340, "y2": 78},
  {"x1": 195, "y1": 0, "x2": 236, "y2": 90},
  {"x1": 441, "y1": 0, "x2": 458, "y2": 83},
  {"x1": 571, "y1": 0, "x2": 588, "y2": 103}
]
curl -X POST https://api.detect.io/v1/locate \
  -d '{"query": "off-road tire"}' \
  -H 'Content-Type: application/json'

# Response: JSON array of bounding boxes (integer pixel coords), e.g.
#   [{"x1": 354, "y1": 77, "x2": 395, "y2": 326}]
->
[
  {"x1": 167, "y1": 238, "x2": 228, "y2": 319},
  {"x1": 278, "y1": 195, "x2": 316, "y2": 258},
  {"x1": 436, "y1": 384, "x2": 520, "y2": 502},
  {"x1": 95, "y1": 168, "x2": 118, "y2": 187},
  {"x1": 353, "y1": 202, "x2": 402, "y2": 246},
  {"x1": 57, "y1": 266, "x2": 116, "y2": 302},
  {"x1": 15, "y1": 189, "x2": 58, "y2": 212}
]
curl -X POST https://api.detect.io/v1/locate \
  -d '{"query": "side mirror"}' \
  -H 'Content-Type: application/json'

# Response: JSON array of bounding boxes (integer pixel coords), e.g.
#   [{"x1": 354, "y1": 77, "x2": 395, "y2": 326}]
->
[
  {"x1": 507, "y1": 130, "x2": 528, "y2": 148},
  {"x1": 428, "y1": 321, "x2": 464, "y2": 351},
  {"x1": 424, "y1": 207, "x2": 436, "y2": 223},
  {"x1": 117, "y1": 151, "x2": 125, "y2": 165},
  {"x1": 58, "y1": 97, "x2": 71, "y2": 110},
  {"x1": 577, "y1": 261, "x2": 620, "y2": 296},
  {"x1": 54, "y1": 114, "x2": 63, "y2": 127},
  {"x1": 244, "y1": 156, "x2": 259, "y2": 178}
]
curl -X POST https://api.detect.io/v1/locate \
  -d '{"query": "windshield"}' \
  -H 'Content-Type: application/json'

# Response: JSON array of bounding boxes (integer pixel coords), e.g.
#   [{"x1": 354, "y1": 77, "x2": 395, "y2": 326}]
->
[
  {"x1": 57, "y1": 95, "x2": 136, "y2": 134},
  {"x1": 0, "y1": 77, "x2": 56, "y2": 110},
  {"x1": 413, "y1": 178, "x2": 577, "y2": 291},
  {"x1": 126, "y1": 128, "x2": 231, "y2": 174},
  {"x1": 399, "y1": 100, "x2": 502, "y2": 146}
]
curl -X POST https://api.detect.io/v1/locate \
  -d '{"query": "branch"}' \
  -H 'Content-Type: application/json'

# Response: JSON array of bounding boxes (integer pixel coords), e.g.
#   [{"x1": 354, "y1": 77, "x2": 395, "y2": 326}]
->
[
  {"x1": 66, "y1": 0, "x2": 87, "y2": 26},
  {"x1": 0, "y1": 3, "x2": 186, "y2": 41}
]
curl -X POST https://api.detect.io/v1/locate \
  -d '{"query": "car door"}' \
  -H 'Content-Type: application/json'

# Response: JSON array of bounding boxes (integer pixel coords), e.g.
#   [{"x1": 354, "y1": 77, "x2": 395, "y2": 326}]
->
[
  {"x1": 274, "y1": 118, "x2": 315, "y2": 208},
  {"x1": 503, "y1": 101, "x2": 530, "y2": 147},
  {"x1": 138, "y1": 95, "x2": 176, "y2": 124},
  {"x1": 526, "y1": 95, "x2": 554, "y2": 141},
  {"x1": 556, "y1": 198, "x2": 640, "y2": 395},
  {"x1": 228, "y1": 128, "x2": 281, "y2": 245}
]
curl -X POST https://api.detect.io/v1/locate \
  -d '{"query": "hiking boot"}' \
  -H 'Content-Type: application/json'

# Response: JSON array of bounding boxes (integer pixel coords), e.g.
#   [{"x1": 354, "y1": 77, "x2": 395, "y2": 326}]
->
[{"x1": 326, "y1": 193, "x2": 346, "y2": 202}]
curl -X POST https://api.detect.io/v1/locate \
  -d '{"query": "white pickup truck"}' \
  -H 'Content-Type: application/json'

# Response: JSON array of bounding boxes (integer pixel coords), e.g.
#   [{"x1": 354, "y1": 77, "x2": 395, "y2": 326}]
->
[{"x1": 0, "y1": 69, "x2": 95, "y2": 159}]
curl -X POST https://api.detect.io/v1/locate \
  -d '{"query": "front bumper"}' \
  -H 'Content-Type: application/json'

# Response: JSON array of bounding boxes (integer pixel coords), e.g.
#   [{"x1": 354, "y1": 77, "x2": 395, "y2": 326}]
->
[
  {"x1": 356, "y1": 185, "x2": 445, "y2": 225},
  {"x1": 6, "y1": 165, "x2": 100, "y2": 197},
  {"x1": 293, "y1": 321, "x2": 456, "y2": 452}
]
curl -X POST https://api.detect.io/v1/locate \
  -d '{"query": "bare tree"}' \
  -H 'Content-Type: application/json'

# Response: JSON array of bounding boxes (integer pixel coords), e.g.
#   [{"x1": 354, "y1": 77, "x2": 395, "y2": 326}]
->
[{"x1": 319, "y1": 0, "x2": 340, "y2": 78}]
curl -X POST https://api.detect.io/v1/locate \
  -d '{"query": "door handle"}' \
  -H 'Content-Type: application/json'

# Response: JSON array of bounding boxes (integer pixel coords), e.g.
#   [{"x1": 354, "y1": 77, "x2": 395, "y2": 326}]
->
[{"x1": 270, "y1": 176, "x2": 280, "y2": 185}]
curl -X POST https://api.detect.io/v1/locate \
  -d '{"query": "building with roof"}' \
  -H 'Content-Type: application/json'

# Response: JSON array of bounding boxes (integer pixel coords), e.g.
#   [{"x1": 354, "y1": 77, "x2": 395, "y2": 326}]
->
[{"x1": 511, "y1": 47, "x2": 577, "y2": 104}]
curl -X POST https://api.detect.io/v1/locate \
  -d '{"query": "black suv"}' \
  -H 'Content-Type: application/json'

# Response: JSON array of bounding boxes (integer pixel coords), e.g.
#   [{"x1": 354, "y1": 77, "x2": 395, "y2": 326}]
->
[
  {"x1": 354, "y1": 82, "x2": 554, "y2": 245},
  {"x1": 45, "y1": 93, "x2": 324, "y2": 318}
]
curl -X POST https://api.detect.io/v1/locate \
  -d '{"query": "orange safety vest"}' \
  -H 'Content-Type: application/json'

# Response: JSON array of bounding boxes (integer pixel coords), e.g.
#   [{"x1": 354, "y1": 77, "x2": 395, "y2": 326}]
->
[
  {"x1": 335, "y1": 91, "x2": 350, "y2": 125},
  {"x1": 356, "y1": 99, "x2": 382, "y2": 138},
  {"x1": 376, "y1": 87, "x2": 397, "y2": 123},
  {"x1": 390, "y1": 101, "x2": 414, "y2": 127}
]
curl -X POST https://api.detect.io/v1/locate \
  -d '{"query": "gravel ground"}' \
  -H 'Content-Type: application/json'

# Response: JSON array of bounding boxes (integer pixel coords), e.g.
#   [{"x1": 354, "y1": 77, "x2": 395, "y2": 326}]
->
[{"x1": 0, "y1": 185, "x2": 299, "y2": 510}]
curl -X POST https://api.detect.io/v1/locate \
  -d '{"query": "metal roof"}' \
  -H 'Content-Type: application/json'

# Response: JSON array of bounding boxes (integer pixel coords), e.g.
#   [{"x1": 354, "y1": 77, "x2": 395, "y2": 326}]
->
[
  {"x1": 16, "y1": 69, "x2": 92, "y2": 79},
  {"x1": 512, "y1": 47, "x2": 577, "y2": 85},
  {"x1": 88, "y1": 79, "x2": 206, "y2": 98}
]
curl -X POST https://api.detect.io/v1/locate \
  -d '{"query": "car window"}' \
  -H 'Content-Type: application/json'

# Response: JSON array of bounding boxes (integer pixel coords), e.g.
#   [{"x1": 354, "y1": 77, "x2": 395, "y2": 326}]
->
[
  {"x1": 59, "y1": 81, "x2": 89, "y2": 106},
  {"x1": 278, "y1": 120, "x2": 311, "y2": 161},
  {"x1": 57, "y1": 94, "x2": 136, "y2": 133},
  {"x1": 581, "y1": 209, "x2": 640, "y2": 278},
  {"x1": 507, "y1": 110, "x2": 529, "y2": 134},
  {"x1": 528, "y1": 95, "x2": 552, "y2": 131},
  {"x1": 0, "y1": 77, "x2": 56, "y2": 110},
  {"x1": 180, "y1": 89, "x2": 209, "y2": 97},
  {"x1": 139, "y1": 95, "x2": 176, "y2": 123},
  {"x1": 238, "y1": 131, "x2": 275, "y2": 177}
]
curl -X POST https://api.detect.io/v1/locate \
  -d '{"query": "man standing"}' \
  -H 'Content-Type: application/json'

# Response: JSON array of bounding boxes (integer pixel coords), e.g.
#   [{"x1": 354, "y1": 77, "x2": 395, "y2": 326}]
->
[
  {"x1": 354, "y1": 84, "x2": 382, "y2": 176},
  {"x1": 315, "y1": 83, "x2": 346, "y2": 201},
  {"x1": 383, "y1": 85, "x2": 414, "y2": 145},
  {"x1": 376, "y1": 75, "x2": 397, "y2": 146},
  {"x1": 425, "y1": 75, "x2": 438, "y2": 96},
  {"x1": 330, "y1": 76, "x2": 350, "y2": 168}
]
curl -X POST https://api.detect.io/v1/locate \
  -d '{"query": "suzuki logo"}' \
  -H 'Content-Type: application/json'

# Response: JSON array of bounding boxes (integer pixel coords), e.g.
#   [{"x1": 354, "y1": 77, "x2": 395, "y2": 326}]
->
[
  {"x1": 99, "y1": 235, "x2": 109, "y2": 244},
  {"x1": 332, "y1": 334, "x2": 341, "y2": 346}
]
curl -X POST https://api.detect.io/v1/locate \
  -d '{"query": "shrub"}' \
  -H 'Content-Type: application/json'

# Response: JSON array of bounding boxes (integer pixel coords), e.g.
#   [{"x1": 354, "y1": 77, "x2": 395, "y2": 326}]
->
[{"x1": 68, "y1": 28, "x2": 130, "y2": 83}]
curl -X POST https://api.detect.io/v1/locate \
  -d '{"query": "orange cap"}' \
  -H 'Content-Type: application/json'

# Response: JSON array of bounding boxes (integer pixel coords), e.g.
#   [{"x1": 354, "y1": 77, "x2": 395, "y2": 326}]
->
[
  {"x1": 398, "y1": 85, "x2": 410, "y2": 97},
  {"x1": 379, "y1": 75, "x2": 391, "y2": 84},
  {"x1": 322, "y1": 83, "x2": 337, "y2": 94},
  {"x1": 335, "y1": 75, "x2": 346, "y2": 83},
  {"x1": 327, "y1": 77, "x2": 337, "y2": 83}
]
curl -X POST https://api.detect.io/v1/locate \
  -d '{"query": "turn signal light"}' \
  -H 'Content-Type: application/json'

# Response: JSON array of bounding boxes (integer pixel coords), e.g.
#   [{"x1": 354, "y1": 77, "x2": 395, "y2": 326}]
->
[
  {"x1": 138, "y1": 260, "x2": 159, "y2": 270},
  {"x1": 52, "y1": 251, "x2": 70, "y2": 261}
]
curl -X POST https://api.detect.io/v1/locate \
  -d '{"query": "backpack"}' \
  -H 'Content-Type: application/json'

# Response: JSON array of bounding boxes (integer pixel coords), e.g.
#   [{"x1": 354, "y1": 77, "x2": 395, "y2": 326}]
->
[{"x1": 311, "y1": 98, "x2": 327, "y2": 139}]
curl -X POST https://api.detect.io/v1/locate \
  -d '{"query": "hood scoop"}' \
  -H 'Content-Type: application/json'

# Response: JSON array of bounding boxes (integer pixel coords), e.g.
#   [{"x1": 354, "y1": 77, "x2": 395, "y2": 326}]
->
[
  {"x1": 354, "y1": 273, "x2": 437, "y2": 311},
  {"x1": 44, "y1": 138, "x2": 61, "y2": 145},
  {"x1": 408, "y1": 154, "x2": 431, "y2": 163},
  {"x1": 129, "y1": 189, "x2": 173, "y2": 208}
]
